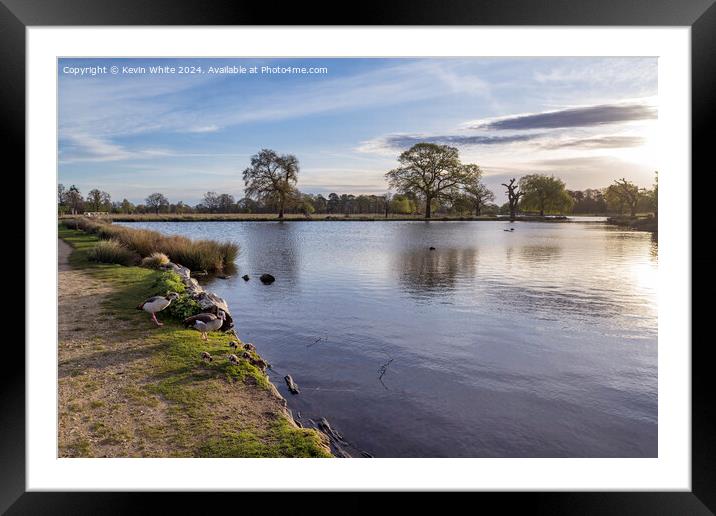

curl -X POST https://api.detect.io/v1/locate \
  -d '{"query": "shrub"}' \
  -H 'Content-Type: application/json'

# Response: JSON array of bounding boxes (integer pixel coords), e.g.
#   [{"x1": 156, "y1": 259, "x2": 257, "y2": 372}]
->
[
  {"x1": 149, "y1": 271, "x2": 201, "y2": 320},
  {"x1": 87, "y1": 240, "x2": 139, "y2": 266},
  {"x1": 141, "y1": 252, "x2": 170, "y2": 269}
]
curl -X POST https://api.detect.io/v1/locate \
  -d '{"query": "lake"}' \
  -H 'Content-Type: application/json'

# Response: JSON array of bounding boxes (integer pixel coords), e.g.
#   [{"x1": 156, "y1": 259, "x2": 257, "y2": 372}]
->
[{"x1": 120, "y1": 219, "x2": 658, "y2": 457}]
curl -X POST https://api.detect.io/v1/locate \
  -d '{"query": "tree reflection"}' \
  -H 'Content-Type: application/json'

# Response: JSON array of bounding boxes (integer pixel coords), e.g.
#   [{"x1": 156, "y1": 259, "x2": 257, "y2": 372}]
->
[{"x1": 395, "y1": 246, "x2": 479, "y2": 299}]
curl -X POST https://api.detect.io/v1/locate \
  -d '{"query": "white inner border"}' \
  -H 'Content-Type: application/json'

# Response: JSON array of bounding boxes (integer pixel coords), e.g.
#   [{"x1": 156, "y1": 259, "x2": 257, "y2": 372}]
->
[{"x1": 27, "y1": 27, "x2": 691, "y2": 491}]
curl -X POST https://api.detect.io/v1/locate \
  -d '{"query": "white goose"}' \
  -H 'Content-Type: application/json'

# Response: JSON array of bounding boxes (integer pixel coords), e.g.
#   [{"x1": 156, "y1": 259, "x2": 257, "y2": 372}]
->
[
  {"x1": 137, "y1": 292, "x2": 179, "y2": 326},
  {"x1": 183, "y1": 310, "x2": 226, "y2": 340}
]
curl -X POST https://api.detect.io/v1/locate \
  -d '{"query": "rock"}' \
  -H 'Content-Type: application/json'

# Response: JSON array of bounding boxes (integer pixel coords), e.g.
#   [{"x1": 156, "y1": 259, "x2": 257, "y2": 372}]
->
[
  {"x1": 284, "y1": 375, "x2": 300, "y2": 394},
  {"x1": 169, "y1": 263, "x2": 192, "y2": 280},
  {"x1": 429, "y1": 246, "x2": 436, "y2": 250},
  {"x1": 260, "y1": 274, "x2": 275, "y2": 284},
  {"x1": 185, "y1": 277, "x2": 202, "y2": 295},
  {"x1": 194, "y1": 292, "x2": 234, "y2": 331},
  {"x1": 241, "y1": 274, "x2": 250, "y2": 281}
]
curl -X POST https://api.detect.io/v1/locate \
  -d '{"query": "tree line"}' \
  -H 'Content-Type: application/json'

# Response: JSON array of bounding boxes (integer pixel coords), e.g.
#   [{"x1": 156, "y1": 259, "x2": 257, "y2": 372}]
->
[{"x1": 58, "y1": 143, "x2": 658, "y2": 219}]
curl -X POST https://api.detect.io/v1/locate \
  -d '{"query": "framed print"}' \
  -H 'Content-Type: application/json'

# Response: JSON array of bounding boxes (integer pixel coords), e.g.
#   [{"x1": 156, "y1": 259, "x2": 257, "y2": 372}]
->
[{"x1": 6, "y1": 0, "x2": 714, "y2": 511}]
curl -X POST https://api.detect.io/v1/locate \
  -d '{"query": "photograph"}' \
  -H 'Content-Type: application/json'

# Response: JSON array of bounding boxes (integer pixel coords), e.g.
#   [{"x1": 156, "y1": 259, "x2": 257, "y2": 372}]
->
[{"x1": 56, "y1": 56, "x2": 659, "y2": 459}]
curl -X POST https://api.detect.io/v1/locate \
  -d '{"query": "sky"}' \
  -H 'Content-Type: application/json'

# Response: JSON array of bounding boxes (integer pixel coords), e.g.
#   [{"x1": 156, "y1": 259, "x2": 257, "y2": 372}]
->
[{"x1": 58, "y1": 57, "x2": 658, "y2": 205}]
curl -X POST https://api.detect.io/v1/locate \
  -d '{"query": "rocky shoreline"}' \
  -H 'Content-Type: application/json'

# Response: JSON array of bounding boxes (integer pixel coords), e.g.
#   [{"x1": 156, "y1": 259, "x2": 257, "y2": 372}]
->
[{"x1": 164, "y1": 260, "x2": 355, "y2": 457}]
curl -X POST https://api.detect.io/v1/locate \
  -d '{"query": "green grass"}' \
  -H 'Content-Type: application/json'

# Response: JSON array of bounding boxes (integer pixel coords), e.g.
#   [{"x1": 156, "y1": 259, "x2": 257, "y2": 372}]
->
[
  {"x1": 59, "y1": 223, "x2": 330, "y2": 458},
  {"x1": 198, "y1": 418, "x2": 331, "y2": 458}
]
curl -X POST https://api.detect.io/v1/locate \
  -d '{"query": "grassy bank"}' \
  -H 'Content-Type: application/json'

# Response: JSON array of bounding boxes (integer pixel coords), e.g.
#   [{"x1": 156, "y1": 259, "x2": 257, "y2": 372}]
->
[
  {"x1": 63, "y1": 213, "x2": 574, "y2": 223},
  {"x1": 607, "y1": 216, "x2": 658, "y2": 232},
  {"x1": 58, "y1": 224, "x2": 331, "y2": 457},
  {"x1": 64, "y1": 217, "x2": 239, "y2": 273}
]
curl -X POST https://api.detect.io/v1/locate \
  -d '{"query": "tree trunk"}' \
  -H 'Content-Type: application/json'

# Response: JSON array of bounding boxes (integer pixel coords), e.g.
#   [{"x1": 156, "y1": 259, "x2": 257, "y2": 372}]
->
[
  {"x1": 278, "y1": 197, "x2": 284, "y2": 219},
  {"x1": 540, "y1": 209, "x2": 544, "y2": 216},
  {"x1": 425, "y1": 197, "x2": 432, "y2": 219}
]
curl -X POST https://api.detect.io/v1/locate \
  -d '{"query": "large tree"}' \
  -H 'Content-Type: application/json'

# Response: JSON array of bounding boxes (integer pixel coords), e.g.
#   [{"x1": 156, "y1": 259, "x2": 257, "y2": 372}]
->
[
  {"x1": 462, "y1": 168, "x2": 494, "y2": 216},
  {"x1": 86, "y1": 189, "x2": 111, "y2": 212},
  {"x1": 605, "y1": 178, "x2": 641, "y2": 217},
  {"x1": 243, "y1": 149, "x2": 299, "y2": 219},
  {"x1": 518, "y1": 174, "x2": 573, "y2": 216},
  {"x1": 145, "y1": 192, "x2": 169, "y2": 214},
  {"x1": 385, "y1": 143, "x2": 480, "y2": 218}
]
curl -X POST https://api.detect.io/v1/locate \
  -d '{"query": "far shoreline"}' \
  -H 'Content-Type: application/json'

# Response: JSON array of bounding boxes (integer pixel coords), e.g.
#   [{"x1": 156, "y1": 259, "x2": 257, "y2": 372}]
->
[{"x1": 63, "y1": 213, "x2": 609, "y2": 223}]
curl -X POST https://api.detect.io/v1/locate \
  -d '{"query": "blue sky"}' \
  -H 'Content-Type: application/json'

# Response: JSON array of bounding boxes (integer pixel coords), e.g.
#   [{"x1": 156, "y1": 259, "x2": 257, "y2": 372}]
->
[{"x1": 58, "y1": 57, "x2": 658, "y2": 204}]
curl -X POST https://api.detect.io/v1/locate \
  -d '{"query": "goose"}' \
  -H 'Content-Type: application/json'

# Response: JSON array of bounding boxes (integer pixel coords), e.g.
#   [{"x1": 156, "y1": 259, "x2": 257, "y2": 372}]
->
[
  {"x1": 183, "y1": 310, "x2": 226, "y2": 340},
  {"x1": 227, "y1": 353, "x2": 240, "y2": 364},
  {"x1": 201, "y1": 351, "x2": 213, "y2": 362},
  {"x1": 137, "y1": 292, "x2": 179, "y2": 326},
  {"x1": 228, "y1": 340, "x2": 240, "y2": 350}
]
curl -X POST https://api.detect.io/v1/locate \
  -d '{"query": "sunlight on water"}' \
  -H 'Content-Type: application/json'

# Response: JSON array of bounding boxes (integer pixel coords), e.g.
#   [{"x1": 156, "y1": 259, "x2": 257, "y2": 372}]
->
[{"x1": 121, "y1": 220, "x2": 658, "y2": 457}]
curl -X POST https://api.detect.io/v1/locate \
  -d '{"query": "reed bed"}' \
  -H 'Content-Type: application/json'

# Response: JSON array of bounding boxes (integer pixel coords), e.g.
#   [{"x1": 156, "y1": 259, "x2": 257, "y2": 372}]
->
[
  {"x1": 66, "y1": 217, "x2": 239, "y2": 272},
  {"x1": 87, "y1": 240, "x2": 140, "y2": 266}
]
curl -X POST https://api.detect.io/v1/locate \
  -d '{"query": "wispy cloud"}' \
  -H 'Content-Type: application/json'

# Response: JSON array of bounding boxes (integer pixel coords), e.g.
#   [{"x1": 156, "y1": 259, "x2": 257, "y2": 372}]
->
[
  {"x1": 359, "y1": 133, "x2": 543, "y2": 154},
  {"x1": 469, "y1": 102, "x2": 657, "y2": 131},
  {"x1": 540, "y1": 135, "x2": 645, "y2": 150},
  {"x1": 59, "y1": 59, "x2": 494, "y2": 163}
]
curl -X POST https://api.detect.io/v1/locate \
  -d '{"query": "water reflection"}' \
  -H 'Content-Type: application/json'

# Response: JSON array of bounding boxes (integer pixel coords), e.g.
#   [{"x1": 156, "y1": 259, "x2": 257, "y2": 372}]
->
[
  {"x1": 519, "y1": 245, "x2": 562, "y2": 262},
  {"x1": 238, "y1": 222, "x2": 303, "y2": 284},
  {"x1": 395, "y1": 247, "x2": 479, "y2": 299},
  {"x1": 119, "y1": 220, "x2": 658, "y2": 458}
]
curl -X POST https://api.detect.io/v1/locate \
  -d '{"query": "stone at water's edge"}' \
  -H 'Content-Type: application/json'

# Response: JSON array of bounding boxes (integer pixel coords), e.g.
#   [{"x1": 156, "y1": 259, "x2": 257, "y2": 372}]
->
[
  {"x1": 260, "y1": 273, "x2": 275, "y2": 284},
  {"x1": 166, "y1": 261, "x2": 234, "y2": 331},
  {"x1": 242, "y1": 274, "x2": 250, "y2": 281}
]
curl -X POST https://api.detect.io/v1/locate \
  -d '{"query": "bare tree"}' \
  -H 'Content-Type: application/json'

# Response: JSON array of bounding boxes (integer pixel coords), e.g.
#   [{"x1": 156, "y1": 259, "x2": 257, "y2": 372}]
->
[{"x1": 502, "y1": 178, "x2": 523, "y2": 221}]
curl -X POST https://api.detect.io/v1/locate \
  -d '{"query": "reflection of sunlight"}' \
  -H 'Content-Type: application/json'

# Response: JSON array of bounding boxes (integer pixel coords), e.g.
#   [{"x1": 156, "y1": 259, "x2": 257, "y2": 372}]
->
[{"x1": 631, "y1": 261, "x2": 658, "y2": 293}]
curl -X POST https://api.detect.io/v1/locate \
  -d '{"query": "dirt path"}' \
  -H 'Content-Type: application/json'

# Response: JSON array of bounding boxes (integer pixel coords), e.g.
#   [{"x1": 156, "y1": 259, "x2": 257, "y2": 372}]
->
[
  {"x1": 58, "y1": 239, "x2": 73, "y2": 271},
  {"x1": 58, "y1": 238, "x2": 327, "y2": 457}
]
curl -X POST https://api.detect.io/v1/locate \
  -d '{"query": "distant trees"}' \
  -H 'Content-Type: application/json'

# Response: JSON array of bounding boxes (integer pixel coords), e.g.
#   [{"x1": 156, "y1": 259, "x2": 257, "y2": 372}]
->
[
  {"x1": 145, "y1": 192, "x2": 169, "y2": 214},
  {"x1": 518, "y1": 174, "x2": 573, "y2": 216},
  {"x1": 243, "y1": 149, "x2": 299, "y2": 219},
  {"x1": 462, "y1": 169, "x2": 495, "y2": 216},
  {"x1": 386, "y1": 143, "x2": 481, "y2": 218},
  {"x1": 58, "y1": 165, "x2": 657, "y2": 219},
  {"x1": 201, "y1": 191, "x2": 236, "y2": 213},
  {"x1": 568, "y1": 188, "x2": 607, "y2": 214}
]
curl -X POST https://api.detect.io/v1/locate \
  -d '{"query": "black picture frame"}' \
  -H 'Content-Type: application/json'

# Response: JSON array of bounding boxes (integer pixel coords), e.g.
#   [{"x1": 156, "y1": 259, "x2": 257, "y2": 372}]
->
[{"x1": 6, "y1": 0, "x2": 713, "y2": 511}]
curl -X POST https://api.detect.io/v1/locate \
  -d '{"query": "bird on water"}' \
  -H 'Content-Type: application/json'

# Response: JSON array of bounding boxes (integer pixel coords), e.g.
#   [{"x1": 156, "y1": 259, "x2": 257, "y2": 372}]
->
[{"x1": 137, "y1": 292, "x2": 180, "y2": 326}]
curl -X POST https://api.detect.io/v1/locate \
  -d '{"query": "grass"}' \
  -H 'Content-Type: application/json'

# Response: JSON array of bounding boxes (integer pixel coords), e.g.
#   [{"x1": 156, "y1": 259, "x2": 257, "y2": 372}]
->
[
  {"x1": 607, "y1": 215, "x2": 658, "y2": 232},
  {"x1": 63, "y1": 217, "x2": 239, "y2": 273},
  {"x1": 59, "y1": 223, "x2": 331, "y2": 458},
  {"x1": 141, "y1": 252, "x2": 170, "y2": 269},
  {"x1": 88, "y1": 239, "x2": 141, "y2": 266}
]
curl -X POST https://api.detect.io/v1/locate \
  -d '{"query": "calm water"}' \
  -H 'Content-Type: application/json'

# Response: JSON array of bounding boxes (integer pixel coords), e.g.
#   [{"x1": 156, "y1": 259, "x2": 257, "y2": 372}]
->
[{"x1": 121, "y1": 220, "x2": 658, "y2": 457}]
